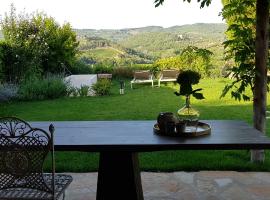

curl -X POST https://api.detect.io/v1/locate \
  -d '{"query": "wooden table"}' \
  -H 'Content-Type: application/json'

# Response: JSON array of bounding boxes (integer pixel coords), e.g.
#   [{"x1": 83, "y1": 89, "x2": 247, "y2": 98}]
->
[{"x1": 32, "y1": 120, "x2": 270, "y2": 200}]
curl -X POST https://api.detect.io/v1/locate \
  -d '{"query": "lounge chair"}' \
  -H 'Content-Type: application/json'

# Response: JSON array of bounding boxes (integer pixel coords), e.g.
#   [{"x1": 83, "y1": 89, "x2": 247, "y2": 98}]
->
[
  {"x1": 158, "y1": 69, "x2": 180, "y2": 87},
  {"x1": 130, "y1": 70, "x2": 154, "y2": 89}
]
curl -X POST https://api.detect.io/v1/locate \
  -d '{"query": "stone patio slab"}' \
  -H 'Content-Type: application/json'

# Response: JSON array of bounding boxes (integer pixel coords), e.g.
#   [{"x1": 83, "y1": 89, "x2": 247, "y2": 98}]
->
[{"x1": 65, "y1": 171, "x2": 270, "y2": 200}]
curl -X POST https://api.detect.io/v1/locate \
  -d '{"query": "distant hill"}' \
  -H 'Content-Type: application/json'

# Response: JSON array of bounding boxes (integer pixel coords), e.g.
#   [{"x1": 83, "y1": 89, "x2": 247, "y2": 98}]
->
[
  {"x1": 75, "y1": 23, "x2": 227, "y2": 67},
  {"x1": 78, "y1": 36, "x2": 154, "y2": 64},
  {"x1": 74, "y1": 23, "x2": 226, "y2": 42},
  {"x1": 1, "y1": 24, "x2": 227, "y2": 68}
]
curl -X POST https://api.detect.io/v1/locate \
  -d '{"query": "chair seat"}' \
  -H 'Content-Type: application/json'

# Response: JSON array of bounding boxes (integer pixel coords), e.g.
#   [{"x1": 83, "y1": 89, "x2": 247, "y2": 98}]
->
[
  {"x1": 0, "y1": 174, "x2": 72, "y2": 200},
  {"x1": 130, "y1": 70, "x2": 154, "y2": 89}
]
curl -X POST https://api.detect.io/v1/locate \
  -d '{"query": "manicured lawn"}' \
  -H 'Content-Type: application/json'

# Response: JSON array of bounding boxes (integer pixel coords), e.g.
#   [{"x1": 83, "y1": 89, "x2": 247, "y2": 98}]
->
[{"x1": 1, "y1": 78, "x2": 270, "y2": 172}]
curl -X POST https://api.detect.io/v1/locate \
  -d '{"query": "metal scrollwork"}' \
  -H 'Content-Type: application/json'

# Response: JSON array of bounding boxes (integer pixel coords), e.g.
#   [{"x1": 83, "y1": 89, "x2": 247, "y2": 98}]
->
[
  {"x1": 0, "y1": 117, "x2": 52, "y2": 193},
  {"x1": 4, "y1": 149, "x2": 30, "y2": 177},
  {"x1": 0, "y1": 117, "x2": 32, "y2": 137}
]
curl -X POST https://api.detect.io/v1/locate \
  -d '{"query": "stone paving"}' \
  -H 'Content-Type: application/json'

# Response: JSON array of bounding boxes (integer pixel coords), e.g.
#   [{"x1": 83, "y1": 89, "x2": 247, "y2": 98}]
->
[{"x1": 65, "y1": 171, "x2": 270, "y2": 200}]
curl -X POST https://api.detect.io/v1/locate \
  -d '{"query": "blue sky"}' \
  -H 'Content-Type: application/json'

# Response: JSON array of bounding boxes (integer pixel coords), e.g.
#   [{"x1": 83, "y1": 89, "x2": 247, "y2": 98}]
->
[{"x1": 0, "y1": 0, "x2": 224, "y2": 29}]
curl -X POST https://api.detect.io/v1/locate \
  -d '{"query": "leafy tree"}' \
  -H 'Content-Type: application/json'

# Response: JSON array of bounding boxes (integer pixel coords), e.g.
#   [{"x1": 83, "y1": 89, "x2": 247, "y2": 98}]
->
[
  {"x1": 220, "y1": 0, "x2": 269, "y2": 162},
  {"x1": 220, "y1": 0, "x2": 257, "y2": 101},
  {"x1": 154, "y1": 46, "x2": 213, "y2": 77},
  {"x1": 179, "y1": 46, "x2": 213, "y2": 77},
  {"x1": 0, "y1": 5, "x2": 79, "y2": 82}
]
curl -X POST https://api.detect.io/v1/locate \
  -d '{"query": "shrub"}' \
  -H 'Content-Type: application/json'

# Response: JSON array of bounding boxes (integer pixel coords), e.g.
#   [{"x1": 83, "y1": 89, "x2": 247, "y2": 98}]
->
[
  {"x1": 78, "y1": 85, "x2": 90, "y2": 97},
  {"x1": 0, "y1": 84, "x2": 18, "y2": 102},
  {"x1": 69, "y1": 60, "x2": 93, "y2": 74},
  {"x1": 132, "y1": 64, "x2": 153, "y2": 70},
  {"x1": 91, "y1": 79, "x2": 111, "y2": 96},
  {"x1": 67, "y1": 86, "x2": 78, "y2": 97},
  {"x1": 92, "y1": 64, "x2": 113, "y2": 74},
  {"x1": 19, "y1": 75, "x2": 68, "y2": 100},
  {"x1": 112, "y1": 66, "x2": 134, "y2": 79}
]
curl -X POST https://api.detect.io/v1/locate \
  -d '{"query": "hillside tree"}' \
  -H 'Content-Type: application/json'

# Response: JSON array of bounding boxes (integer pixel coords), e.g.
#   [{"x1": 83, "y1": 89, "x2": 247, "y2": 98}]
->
[
  {"x1": 0, "y1": 4, "x2": 79, "y2": 82},
  {"x1": 154, "y1": 46, "x2": 213, "y2": 77}
]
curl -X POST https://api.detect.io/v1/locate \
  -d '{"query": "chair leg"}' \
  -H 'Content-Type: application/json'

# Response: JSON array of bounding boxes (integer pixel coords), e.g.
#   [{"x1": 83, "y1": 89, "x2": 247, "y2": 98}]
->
[
  {"x1": 152, "y1": 81, "x2": 153, "y2": 88},
  {"x1": 131, "y1": 83, "x2": 133, "y2": 89}
]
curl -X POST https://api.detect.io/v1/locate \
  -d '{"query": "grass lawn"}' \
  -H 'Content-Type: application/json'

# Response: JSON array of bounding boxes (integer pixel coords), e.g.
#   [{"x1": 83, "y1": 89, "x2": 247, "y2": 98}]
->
[{"x1": 1, "y1": 78, "x2": 270, "y2": 172}]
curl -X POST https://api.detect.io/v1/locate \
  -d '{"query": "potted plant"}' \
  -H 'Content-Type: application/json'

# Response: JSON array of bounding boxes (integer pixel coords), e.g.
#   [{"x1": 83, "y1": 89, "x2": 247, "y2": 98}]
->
[{"x1": 174, "y1": 70, "x2": 205, "y2": 126}]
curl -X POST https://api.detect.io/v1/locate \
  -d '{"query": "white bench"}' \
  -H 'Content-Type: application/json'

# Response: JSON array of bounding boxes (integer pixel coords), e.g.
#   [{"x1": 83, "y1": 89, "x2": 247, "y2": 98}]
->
[
  {"x1": 130, "y1": 70, "x2": 154, "y2": 89},
  {"x1": 158, "y1": 69, "x2": 180, "y2": 87}
]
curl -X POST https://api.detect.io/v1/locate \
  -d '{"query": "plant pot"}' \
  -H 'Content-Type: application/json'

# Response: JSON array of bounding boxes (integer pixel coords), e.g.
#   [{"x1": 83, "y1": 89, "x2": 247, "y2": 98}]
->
[{"x1": 177, "y1": 96, "x2": 200, "y2": 128}]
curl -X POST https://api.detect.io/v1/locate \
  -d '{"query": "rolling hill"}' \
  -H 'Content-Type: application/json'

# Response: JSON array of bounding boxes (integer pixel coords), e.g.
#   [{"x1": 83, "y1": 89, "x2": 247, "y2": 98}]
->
[{"x1": 76, "y1": 23, "x2": 227, "y2": 67}]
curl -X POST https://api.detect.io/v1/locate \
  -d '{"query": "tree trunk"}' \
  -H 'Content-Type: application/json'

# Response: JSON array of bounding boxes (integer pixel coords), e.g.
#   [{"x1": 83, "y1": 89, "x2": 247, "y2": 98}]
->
[{"x1": 251, "y1": 0, "x2": 269, "y2": 162}]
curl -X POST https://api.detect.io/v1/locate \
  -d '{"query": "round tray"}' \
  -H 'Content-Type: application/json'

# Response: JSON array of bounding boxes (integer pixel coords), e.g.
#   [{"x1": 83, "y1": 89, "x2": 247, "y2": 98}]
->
[{"x1": 153, "y1": 121, "x2": 211, "y2": 137}]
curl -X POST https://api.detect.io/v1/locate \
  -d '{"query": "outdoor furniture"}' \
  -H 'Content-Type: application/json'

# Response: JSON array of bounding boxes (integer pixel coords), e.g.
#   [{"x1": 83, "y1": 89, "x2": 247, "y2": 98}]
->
[
  {"x1": 32, "y1": 120, "x2": 270, "y2": 200},
  {"x1": 158, "y1": 69, "x2": 180, "y2": 87},
  {"x1": 130, "y1": 70, "x2": 154, "y2": 89},
  {"x1": 0, "y1": 117, "x2": 72, "y2": 200}
]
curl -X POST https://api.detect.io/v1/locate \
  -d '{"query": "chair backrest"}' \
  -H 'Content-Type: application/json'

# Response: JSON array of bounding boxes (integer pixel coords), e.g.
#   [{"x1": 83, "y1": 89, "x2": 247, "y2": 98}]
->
[
  {"x1": 134, "y1": 70, "x2": 151, "y2": 80},
  {"x1": 162, "y1": 69, "x2": 180, "y2": 79},
  {"x1": 0, "y1": 117, "x2": 55, "y2": 194}
]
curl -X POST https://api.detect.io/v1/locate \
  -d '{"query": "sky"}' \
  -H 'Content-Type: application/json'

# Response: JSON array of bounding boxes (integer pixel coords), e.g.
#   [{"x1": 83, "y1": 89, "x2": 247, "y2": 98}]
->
[{"x1": 0, "y1": 0, "x2": 224, "y2": 29}]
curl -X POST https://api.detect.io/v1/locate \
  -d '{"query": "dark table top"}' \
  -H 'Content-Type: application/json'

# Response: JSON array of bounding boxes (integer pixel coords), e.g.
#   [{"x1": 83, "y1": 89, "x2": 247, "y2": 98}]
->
[{"x1": 31, "y1": 120, "x2": 270, "y2": 152}]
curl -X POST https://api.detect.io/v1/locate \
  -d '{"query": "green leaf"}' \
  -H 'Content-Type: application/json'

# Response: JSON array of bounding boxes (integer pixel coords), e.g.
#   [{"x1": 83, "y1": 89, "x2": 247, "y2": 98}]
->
[
  {"x1": 154, "y1": 0, "x2": 164, "y2": 7},
  {"x1": 174, "y1": 91, "x2": 181, "y2": 96},
  {"x1": 192, "y1": 88, "x2": 203, "y2": 93},
  {"x1": 192, "y1": 92, "x2": 205, "y2": 99},
  {"x1": 242, "y1": 94, "x2": 251, "y2": 101}
]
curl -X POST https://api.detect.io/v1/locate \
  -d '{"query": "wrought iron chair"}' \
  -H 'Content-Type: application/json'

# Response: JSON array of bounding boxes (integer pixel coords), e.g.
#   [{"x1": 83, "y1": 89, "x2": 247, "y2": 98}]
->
[{"x1": 0, "y1": 117, "x2": 72, "y2": 200}]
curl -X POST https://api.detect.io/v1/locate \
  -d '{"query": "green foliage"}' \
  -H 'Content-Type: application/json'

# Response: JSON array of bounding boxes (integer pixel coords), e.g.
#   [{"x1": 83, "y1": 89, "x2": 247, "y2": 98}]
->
[
  {"x1": 220, "y1": 0, "x2": 257, "y2": 101},
  {"x1": 92, "y1": 62, "x2": 114, "y2": 74},
  {"x1": 179, "y1": 46, "x2": 213, "y2": 77},
  {"x1": 0, "y1": 5, "x2": 78, "y2": 82},
  {"x1": 91, "y1": 79, "x2": 112, "y2": 96},
  {"x1": 69, "y1": 59, "x2": 93, "y2": 74},
  {"x1": 0, "y1": 43, "x2": 4, "y2": 82},
  {"x1": 0, "y1": 83, "x2": 18, "y2": 102},
  {"x1": 154, "y1": 0, "x2": 212, "y2": 8},
  {"x1": 77, "y1": 85, "x2": 90, "y2": 97},
  {"x1": 174, "y1": 70, "x2": 205, "y2": 99},
  {"x1": 67, "y1": 86, "x2": 78, "y2": 97},
  {"x1": 18, "y1": 75, "x2": 67, "y2": 100},
  {"x1": 154, "y1": 46, "x2": 213, "y2": 77},
  {"x1": 112, "y1": 66, "x2": 134, "y2": 79}
]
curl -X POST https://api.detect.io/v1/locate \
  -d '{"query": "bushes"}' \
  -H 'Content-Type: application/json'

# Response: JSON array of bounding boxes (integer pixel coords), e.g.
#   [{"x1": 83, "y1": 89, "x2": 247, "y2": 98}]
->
[
  {"x1": 92, "y1": 64, "x2": 113, "y2": 74},
  {"x1": 18, "y1": 76, "x2": 68, "y2": 100},
  {"x1": 77, "y1": 85, "x2": 90, "y2": 97},
  {"x1": 91, "y1": 79, "x2": 112, "y2": 96},
  {"x1": 0, "y1": 7, "x2": 79, "y2": 83},
  {"x1": 69, "y1": 59, "x2": 93, "y2": 74},
  {"x1": 0, "y1": 84, "x2": 18, "y2": 102},
  {"x1": 112, "y1": 66, "x2": 134, "y2": 79}
]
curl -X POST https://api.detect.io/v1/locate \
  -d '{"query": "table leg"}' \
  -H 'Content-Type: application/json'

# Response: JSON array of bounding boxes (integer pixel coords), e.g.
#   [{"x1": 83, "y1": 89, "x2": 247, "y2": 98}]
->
[{"x1": 96, "y1": 152, "x2": 144, "y2": 200}]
